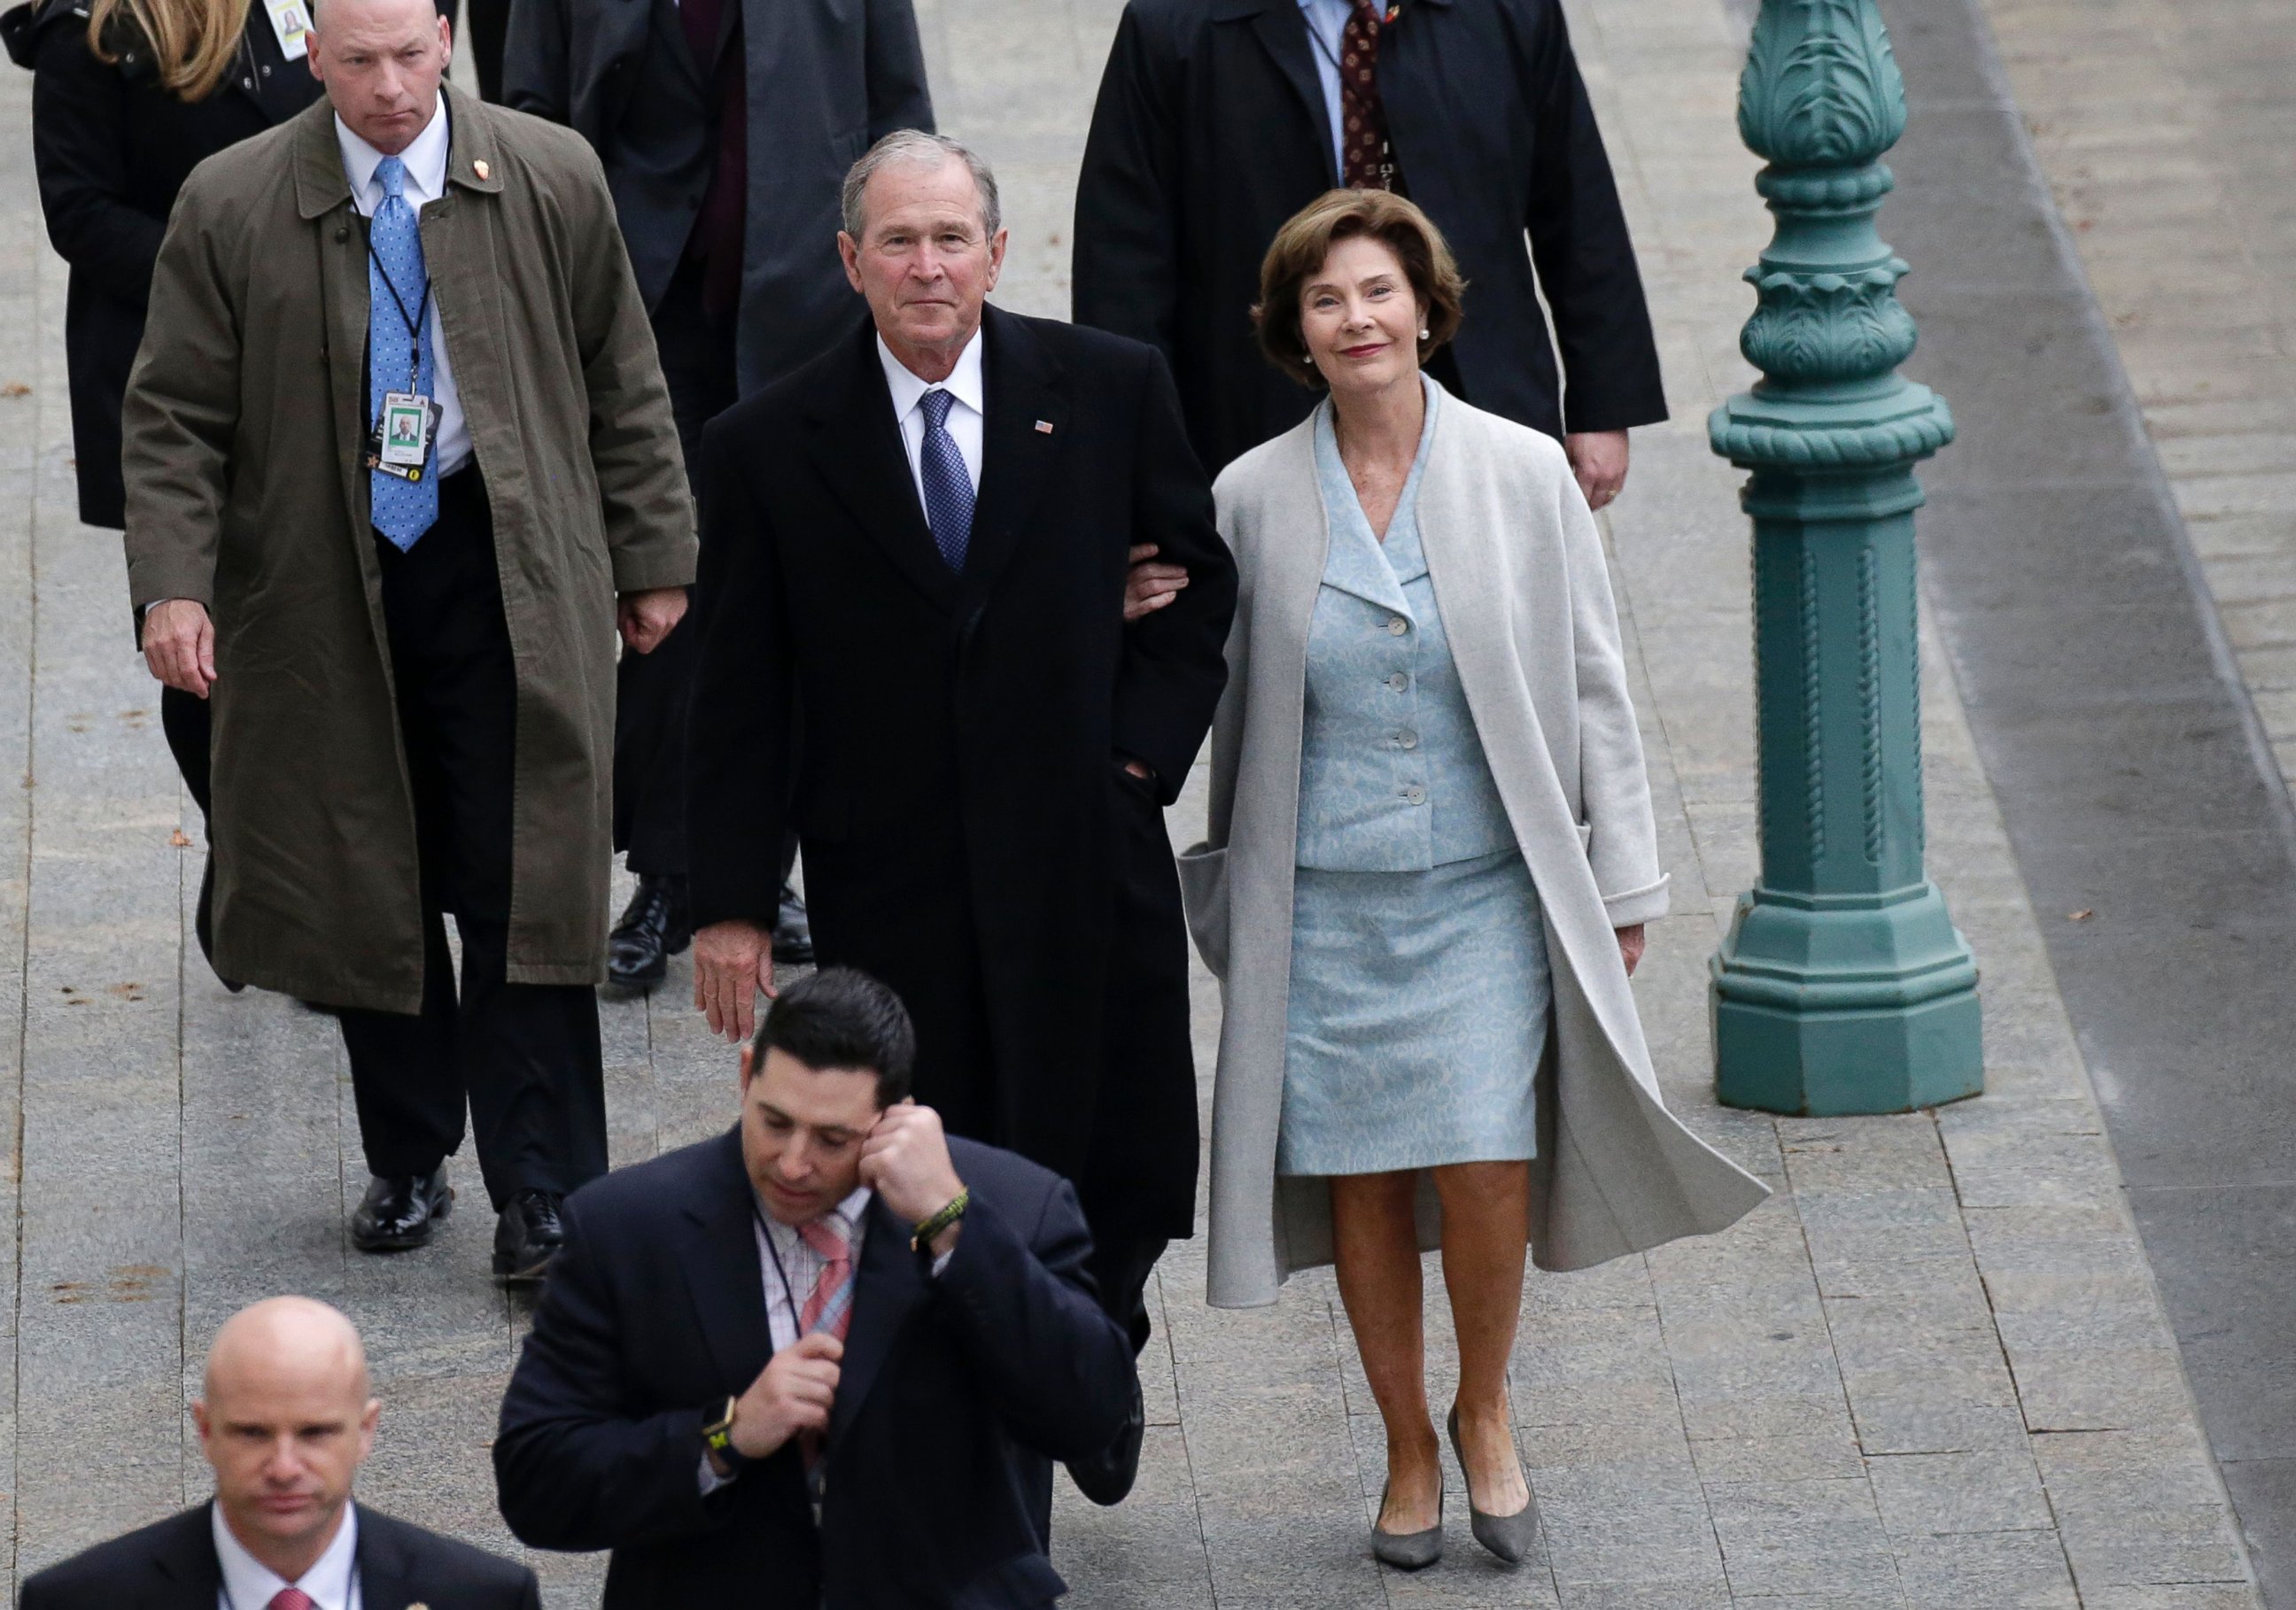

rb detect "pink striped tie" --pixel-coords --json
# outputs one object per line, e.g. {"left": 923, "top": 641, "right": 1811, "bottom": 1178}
{"left": 796, "top": 1215, "right": 854, "bottom": 1473}
{"left": 268, "top": 1591, "right": 315, "bottom": 1610}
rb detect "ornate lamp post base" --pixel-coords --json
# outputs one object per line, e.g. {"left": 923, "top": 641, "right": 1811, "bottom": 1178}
{"left": 1707, "top": 0, "right": 1982, "bottom": 1116}
{"left": 1714, "top": 883, "right": 1982, "bottom": 1114}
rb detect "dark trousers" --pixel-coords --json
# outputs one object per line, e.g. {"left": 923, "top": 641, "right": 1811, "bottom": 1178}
{"left": 337, "top": 468, "right": 609, "bottom": 1211}
{"left": 462, "top": 0, "right": 510, "bottom": 100}
{"left": 613, "top": 260, "right": 735, "bottom": 877}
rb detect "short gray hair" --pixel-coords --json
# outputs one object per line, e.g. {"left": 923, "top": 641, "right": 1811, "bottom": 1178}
{"left": 841, "top": 131, "right": 1002, "bottom": 242}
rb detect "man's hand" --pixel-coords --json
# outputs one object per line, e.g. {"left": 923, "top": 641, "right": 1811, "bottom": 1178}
{"left": 1122, "top": 542, "right": 1190, "bottom": 623}
{"left": 693, "top": 918, "right": 774, "bottom": 1041}
{"left": 859, "top": 1101, "right": 966, "bottom": 1251}
{"left": 617, "top": 586, "right": 688, "bottom": 654}
{"left": 1564, "top": 430, "right": 1630, "bottom": 512}
{"left": 726, "top": 1332, "right": 843, "bottom": 1461}
{"left": 142, "top": 600, "right": 216, "bottom": 697}
{"left": 1617, "top": 923, "right": 1647, "bottom": 978}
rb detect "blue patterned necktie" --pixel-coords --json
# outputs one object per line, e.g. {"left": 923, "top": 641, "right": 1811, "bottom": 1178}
{"left": 919, "top": 389, "right": 973, "bottom": 572}
{"left": 368, "top": 154, "right": 438, "bottom": 550}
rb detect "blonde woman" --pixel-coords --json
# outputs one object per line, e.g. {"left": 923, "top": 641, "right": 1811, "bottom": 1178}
{"left": 1183, "top": 190, "right": 1766, "bottom": 1570}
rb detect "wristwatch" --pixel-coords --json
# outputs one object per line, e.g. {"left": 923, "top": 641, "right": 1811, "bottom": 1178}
{"left": 702, "top": 1395, "right": 749, "bottom": 1477}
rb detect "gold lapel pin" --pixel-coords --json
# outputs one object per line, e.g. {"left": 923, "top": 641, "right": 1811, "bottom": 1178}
{"left": 472, "top": 159, "right": 490, "bottom": 181}
{"left": 1034, "top": 420, "right": 1054, "bottom": 434}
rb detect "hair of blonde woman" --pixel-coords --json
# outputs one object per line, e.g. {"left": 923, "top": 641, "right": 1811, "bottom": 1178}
{"left": 1252, "top": 188, "right": 1468, "bottom": 388}
{"left": 87, "top": 0, "right": 253, "bottom": 103}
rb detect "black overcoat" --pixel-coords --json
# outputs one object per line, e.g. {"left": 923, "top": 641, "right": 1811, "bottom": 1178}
{"left": 495, "top": 1128, "right": 1135, "bottom": 1606}
{"left": 686, "top": 308, "right": 1236, "bottom": 1239}
{"left": 1071, "top": 0, "right": 1667, "bottom": 475}
{"left": 6, "top": 0, "right": 316, "bottom": 528}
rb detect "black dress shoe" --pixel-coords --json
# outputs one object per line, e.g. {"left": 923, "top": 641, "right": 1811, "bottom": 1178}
{"left": 350, "top": 1168, "right": 453, "bottom": 1252}
{"left": 607, "top": 873, "right": 691, "bottom": 992}
{"left": 194, "top": 856, "right": 244, "bottom": 994}
{"left": 772, "top": 882, "right": 814, "bottom": 966}
{"left": 494, "top": 1189, "right": 566, "bottom": 1281}
{"left": 1065, "top": 1374, "right": 1146, "bottom": 1506}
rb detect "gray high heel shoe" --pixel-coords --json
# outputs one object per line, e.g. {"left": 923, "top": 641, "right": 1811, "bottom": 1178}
{"left": 1370, "top": 1479, "right": 1444, "bottom": 1570}
{"left": 1447, "top": 1405, "right": 1540, "bottom": 1565}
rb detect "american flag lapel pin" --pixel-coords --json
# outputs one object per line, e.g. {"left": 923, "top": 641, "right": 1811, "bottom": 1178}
{"left": 1035, "top": 419, "right": 1055, "bottom": 434}
{"left": 473, "top": 159, "right": 490, "bottom": 180}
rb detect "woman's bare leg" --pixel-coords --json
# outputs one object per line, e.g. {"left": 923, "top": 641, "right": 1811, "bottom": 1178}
{"left": 1432, "top": 1158, "right": 1532, "bottom": 1516}
{"left": 1331, "top": 1170, "right": 1442, "bottom": 1532}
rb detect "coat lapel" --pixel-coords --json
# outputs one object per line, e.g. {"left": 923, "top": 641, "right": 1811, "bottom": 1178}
{"left": 148, "top": 1504, "right": 223, "bottom": 1609}
{"left": 352, "top": 1505, "right": 415, "bottom": 1610}
{"left": 295, "top": 98, "right": 372, "bottom": 550}
{"left": 679, "top": 1128, "right": 776, "bottom": 1391}
{"left": 957, "top": 306, "right": 1066, "bottom": 602}
{"left": 1214, "top": 0, "right": 1336, "bottom": 185}
{"left": 805, "top": 327, "right": 959, "bottom": 610}
{"left": 825, "top": 1196, "right": 928, "bottom": 1453}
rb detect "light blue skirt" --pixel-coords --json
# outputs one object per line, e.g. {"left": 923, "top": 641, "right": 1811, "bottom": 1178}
{"left": 1276, "top": 847, "right": 1551, "bottom": 1177}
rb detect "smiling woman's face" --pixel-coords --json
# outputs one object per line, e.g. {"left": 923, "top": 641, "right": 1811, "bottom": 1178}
{"left": 1299, "top": 233, "right": 1425, "bottom": 398}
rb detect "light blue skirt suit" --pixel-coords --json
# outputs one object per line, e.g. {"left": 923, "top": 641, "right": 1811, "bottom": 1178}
{"left": 1278, "top": 381, "right": 1553, "bottom": 1177}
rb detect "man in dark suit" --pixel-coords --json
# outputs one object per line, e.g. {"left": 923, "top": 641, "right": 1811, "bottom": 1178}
{"left": 683, "top": 133, "right": 1235, "bottom": 1501}
{"left": 1072, "top": 0, "right": 1667, "bottom": 501}
{"left": 495, "top": 968, "right": 1136, "bottom": 1606}
{"left": 504, "top": 0, "right": 934, "bottom": 989}
{"left": 21, "top": 1296, "right": 539, "bottom": 1610}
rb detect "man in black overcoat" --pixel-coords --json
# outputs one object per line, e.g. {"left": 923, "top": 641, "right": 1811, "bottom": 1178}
{"left": 1072, "top": 0, "right": 1667, "bottom": 495}
{"left": 494, "top": 969, "right": 1136, "bottom": 1606}
{"left": 685, "top": 131, "right": 1234, "bottom": 1500}
{"left": 505, "top": 0, "right": 934, "bottom": 987}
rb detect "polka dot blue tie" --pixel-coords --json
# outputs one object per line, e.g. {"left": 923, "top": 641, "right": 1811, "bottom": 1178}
{"left": 919, "top": 389, "right": 973, "bottom": 572}
{"left": 368, "top": 154, "right": 438, "bottom": 550}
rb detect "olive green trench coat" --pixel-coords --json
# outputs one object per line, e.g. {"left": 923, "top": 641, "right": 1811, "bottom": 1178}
{"left": 121, "top": 88, "right": 695, "bottom": 1013}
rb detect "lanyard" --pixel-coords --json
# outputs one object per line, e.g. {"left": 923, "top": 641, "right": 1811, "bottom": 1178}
{"left": 366, "top": 231, "right": 431, "bottom": 395}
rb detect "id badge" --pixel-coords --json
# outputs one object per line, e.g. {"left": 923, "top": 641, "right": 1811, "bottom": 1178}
{"left": 378, "top": 392, "right": 433, "bottom": 473}
{"left": 265, "top": 0, "right": 311, "bottom": 60}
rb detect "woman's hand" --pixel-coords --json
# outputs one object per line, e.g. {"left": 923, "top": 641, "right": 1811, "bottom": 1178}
{"left": 1616, "top": 923, "right": 1646, "bottom": 977}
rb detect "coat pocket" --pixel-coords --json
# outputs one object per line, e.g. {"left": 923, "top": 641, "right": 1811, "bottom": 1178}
{"left": 1176, "top": 842, "right": 1231, "bottom": 979}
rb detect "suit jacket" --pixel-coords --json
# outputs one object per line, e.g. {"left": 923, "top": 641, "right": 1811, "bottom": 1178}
{"left": 17, "top": 1501, "right": 540, "bottom": 1610}
{"left": 1188, "top": 384, "right": 1769, "bottom": 1306}
{"left": 494, "top": 1129, "right": 1135, "bottom": 1608}
{"left": 683, "top": 309, "right": 1236, "bottom": 1238}
{"left": 5, "top": 0, "right": 318, "bottom": 527}
{"left": 1071, "top": 0, "right": 1667, "bottom": 475}
{"left": 502, "top": 0, "right": 933, "bottom": 391}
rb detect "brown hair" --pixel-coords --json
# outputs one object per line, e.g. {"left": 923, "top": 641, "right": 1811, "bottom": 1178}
{"left": 89, "top": 0, "right": 253, "bottom": 103}
{"left": 1252, "top": 189, "right": 1466, "bottom": 386}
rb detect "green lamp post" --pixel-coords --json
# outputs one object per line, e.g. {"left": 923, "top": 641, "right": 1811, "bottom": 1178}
{"left": 1707, "top": 0, "right": 1982, "bottom": 1114}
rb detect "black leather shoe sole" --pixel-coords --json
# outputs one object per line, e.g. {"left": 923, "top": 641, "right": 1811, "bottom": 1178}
{"left": 493, "top": 1239, "right": 561, "bottom": 1282}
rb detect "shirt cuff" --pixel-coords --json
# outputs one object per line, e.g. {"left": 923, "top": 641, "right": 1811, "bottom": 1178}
{"left": 698, "top": 1451, "right": 733, "bottom": 1496}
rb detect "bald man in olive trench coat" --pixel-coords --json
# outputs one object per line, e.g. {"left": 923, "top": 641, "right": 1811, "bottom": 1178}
{"left": 122, "top": 78, "right": 694, "bottom": 1272}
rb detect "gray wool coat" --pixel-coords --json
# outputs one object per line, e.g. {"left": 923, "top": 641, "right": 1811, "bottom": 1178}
{"left": 1183, "top": 383, "right": 1769, "bottom": 1309}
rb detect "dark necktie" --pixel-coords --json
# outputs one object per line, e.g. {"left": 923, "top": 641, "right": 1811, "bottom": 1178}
{"left": 1339, "top": 0, "right": 1393, "bottom": 190}
{"left": 919, "top": 390, "right": 973, "bottom": 572}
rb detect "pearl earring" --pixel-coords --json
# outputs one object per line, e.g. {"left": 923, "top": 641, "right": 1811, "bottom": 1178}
{"left": 1418, "top": 329, "right": 1430, "bottom": 340}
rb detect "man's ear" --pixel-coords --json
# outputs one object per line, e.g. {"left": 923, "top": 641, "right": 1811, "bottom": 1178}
{"left": 738, "top": 1041, "right": 757, "bottom": 1088}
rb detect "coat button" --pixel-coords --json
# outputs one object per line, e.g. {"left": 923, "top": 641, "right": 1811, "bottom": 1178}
{"left": 1396, "top": 731, "right": 1419, "bottom": 750}
{"left": 1387, "top": 615, "right": 1408, "bottom": 635}
{"left": 1401, "top": 785, "right": 1426, "bottom": 804}
{"left": 1385, "top": 673, "right": 1408, "bottom": 692}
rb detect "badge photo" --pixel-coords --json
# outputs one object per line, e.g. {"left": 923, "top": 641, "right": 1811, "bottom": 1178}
{"left": 378, "top": 392, "right": 433, "bottom": 471}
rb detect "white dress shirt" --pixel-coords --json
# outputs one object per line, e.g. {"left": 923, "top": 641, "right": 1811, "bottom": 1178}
{"left": 213, "top": 1502, "right": 361, "bottom": 1610}
{"left": 336, "top": 99, "right": 472, "bottom": 477}
{"left": 879, "top": 329, "right": 985, "bottom": 519}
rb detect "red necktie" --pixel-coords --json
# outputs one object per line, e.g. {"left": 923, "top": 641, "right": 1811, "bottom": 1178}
{"left": 1339, "top": 0, "right": 1394, "bottom": 190}
{"left": 268, "top": 1591, "right": 316, "bottom": 1610}
{"left": 795, "top": 1216, "right": 855, "bottom": 1472}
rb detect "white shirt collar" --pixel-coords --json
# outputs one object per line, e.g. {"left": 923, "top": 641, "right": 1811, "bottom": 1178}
{"left": 877, "top": 326, "right": 987, "bottom": 425}
{"left": 213, "top": 1500, "right": 359, "bottom": 1610}
{"left": 756, "top": 1183, "right": 873, "bottom": 1238}
{"left": 334, "top": 96, "right": 452, "bottom": 213}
